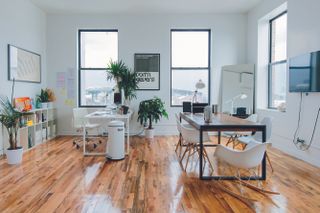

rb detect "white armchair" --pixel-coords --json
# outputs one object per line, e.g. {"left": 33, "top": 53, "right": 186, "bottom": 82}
{"left": 224, "top": 114, "right": 258, "bottom": 148}
{"left": 72, "top": 108, "right": 102, "bottom": 149}
{"left": 175, "top": 114, "right": 213, "bottom": 172}
{"left": 237, "top": 117, "right": 274, "bottom": 172}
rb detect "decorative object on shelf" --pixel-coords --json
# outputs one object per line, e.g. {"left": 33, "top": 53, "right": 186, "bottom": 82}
{"left": 137, "top": 97, "right": 168, "bottom": 139}
{"left": 106, "top": 60, "right": 138, "bottom": 106}
{"left": 36, "top": 88, "right": 55, "bottom": 108}
{"left": 134, "top": 53, "right": 160, "bottom": 90}
{"left": 8, "top": 44, "right": 41, "bottom": 83}
{"left": 14, "top": 97, "right": 32, "bottom": 112}
{"left": 192, "top": 79, "right": 206, "bottom": 103}
{"left": 0, "top": 96, "right": 23, "bottom": 164}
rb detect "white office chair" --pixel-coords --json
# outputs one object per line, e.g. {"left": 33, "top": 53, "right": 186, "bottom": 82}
{"left": 237, "top": 117, "right": 274, "bottom": 172}
{"left": 174, "top": 113, "right": 195, "bottom": 157}
{"left": 72, "top": 108, "right": 102, "bottom": 149}
{"left": 214, "top": 142, "right": 278, "bottom": 198}
{"left": 176, "top": 118, "right": 213, "bottom": 172}
{"left": 224, "top": 114, "right": 258, "bottom": 148}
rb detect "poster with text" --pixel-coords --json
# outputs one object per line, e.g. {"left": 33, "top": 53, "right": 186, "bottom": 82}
{"left": 134, "top": 53, "right": 160, "bottom": 90}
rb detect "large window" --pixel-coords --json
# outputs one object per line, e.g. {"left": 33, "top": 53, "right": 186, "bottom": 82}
{"left": 170, "top": 30, "right": 211, "bottom": 106}
{"left": 268, "top": 12, "right": 287, "bottom": 108}
{"left": 78, "top": 30, "right": 118, "bottom": 107}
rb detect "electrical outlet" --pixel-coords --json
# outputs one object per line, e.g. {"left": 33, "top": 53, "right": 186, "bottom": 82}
{"left": 297, "top": 137, "right": 305, "bottom": 144}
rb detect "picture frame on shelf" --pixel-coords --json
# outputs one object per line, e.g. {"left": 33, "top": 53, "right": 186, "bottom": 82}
{"left": 8, "top": 44, "right": 41, "bottom": 83}
{"left": 134, "top": 53, "right": 160, "bottom": 90}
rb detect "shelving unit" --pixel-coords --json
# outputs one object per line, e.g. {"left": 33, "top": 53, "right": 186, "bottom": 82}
{"left": 17, "top": 108, "right": 57, "bottom": 151}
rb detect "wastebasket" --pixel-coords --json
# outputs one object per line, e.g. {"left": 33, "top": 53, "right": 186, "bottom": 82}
{"left": 106, "top": 120, "right": 125, "bottom": 160}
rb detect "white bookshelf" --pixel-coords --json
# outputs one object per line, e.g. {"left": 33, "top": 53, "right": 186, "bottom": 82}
{"left": 16, "top": 108, "right": 57, "bottom": 152}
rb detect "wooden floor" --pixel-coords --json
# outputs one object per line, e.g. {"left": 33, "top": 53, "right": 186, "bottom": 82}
{"left": 0, "top": 136, "right": 320, "bottom": 213}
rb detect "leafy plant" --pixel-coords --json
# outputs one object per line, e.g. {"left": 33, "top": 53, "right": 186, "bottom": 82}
{"left": 106, "top": 60, "right": 138, "bottom": 102}
{"left": 137, "top": 97, "right": 168, "bottom": 129}
{"left": 47, "top": 89, "right": 56, "bottom": 102}
{"left": 0, "top": 96, "right": 22, "bottom": 150}
{"left": 37, "top": 89, "right": 49, "bottom": 103}
{"left": 119, "top": 68, "right": 139, "bottom": 101}
{"left": 106, "top": 60, "right": 127, "bottom": 83}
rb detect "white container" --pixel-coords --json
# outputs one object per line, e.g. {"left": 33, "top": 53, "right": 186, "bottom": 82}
{"left": 107, "top": 120, "right": 125, "bottom": 160}
{"left": 144, "top": 128, "right": 154, "bottom": 139}
{"left": 6, "top": 148, "right": 23, "bottom": 165}
{"left": 41, "top": 102, "right": 48, "bottom": 108}
{"left": 204, "top": 105, "right": 213, "bottom": 123}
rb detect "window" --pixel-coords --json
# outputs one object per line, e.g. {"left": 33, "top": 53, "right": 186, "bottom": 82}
{"left": 78, "top": 30, "right": 118, "bottom": 107}
{"left": 170, "top": 30, "right": 211, "bottom": 106}
{"left": 268, "top": 12, "right": 287, "bottom": 108}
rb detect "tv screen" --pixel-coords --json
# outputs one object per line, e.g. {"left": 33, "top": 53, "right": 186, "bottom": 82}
{"left": 289, "top": 50, "right": 320, "bottom": 92}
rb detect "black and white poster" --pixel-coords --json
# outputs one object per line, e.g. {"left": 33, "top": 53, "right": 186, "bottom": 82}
{"left": 134, "top": 53, "right": 160, "bottom": 90}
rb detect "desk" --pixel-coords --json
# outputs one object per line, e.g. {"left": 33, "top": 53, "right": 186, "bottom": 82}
{"left": 180, "top": 112, "right": 267, "bottom": 180}
{"left": 83, "top": 111, "right": 132, "bottom": 156}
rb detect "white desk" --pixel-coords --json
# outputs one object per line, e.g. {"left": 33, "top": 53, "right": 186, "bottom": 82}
{"left": 83, "top": 110, "right": 133, "bottom": 156}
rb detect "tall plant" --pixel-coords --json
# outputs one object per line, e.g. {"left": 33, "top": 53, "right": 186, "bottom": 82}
{"left": 106, "top": 60, "right": 138, "bottom": 102}
{"left": 137, "top": 97, "right": 168, "bottom": 129}
{"left": 0, "top": 96, "right": 22, "bottom": 150}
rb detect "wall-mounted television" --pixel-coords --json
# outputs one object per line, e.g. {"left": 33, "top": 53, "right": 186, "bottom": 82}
{"left": 289, "top": 50, "right": 320, "bottom": 92}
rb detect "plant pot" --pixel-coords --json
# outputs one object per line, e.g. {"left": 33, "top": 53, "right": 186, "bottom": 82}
{"left": 6, "top": 147, "right": 23, "bottom": 165}
{"left": 47, "top": 102, "right": 54, "bottom": 108}
{"left": 145, "top": 128, "right": 154, "bottom": 139}
{"left": 41, "top": 102, "right": 48, "bottom": 108}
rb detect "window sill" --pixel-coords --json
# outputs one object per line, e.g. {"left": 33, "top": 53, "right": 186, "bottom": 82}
{"left": 257, "top": 108, "right": 286, "bottom": 113}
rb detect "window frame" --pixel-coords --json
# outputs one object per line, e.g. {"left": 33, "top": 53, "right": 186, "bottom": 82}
{"left": 268, "top": 11, "right": 287, "bottom": 109}
{"left": 78, "top": 29, "right": 118, "bottom": 108}
{"left": 170, "top": 29, "right": 211, "bottom": 107}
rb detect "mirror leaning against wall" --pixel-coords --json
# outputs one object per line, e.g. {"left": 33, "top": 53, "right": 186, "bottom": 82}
{"left": 220, "top": 64, "right": 255, "bottom": 118}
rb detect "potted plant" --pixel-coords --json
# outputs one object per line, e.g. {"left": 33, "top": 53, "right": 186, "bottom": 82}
{"left": 47, "top": 89, "right": 56, "bottom": 108}
{"left": 36, "top": 89, "right": 49, "bottom": 108}
{"left": 106, "top": 60, "right": 138, "bottom": 106}
{"left": 0, "top": 96, "right": 23, "bottom": 164}
{"left": 137, "top": 97, "right": 168, "bottom": 139}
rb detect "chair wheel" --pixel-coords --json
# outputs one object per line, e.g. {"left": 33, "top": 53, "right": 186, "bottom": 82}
{"left": 93, "top": 144, "right": 97, "bottom": 149}
{"left": 76, "top": 145, "right": 80, "bottom": 149}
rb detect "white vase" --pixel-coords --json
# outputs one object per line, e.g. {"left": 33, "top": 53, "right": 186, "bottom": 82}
{"left": 47, "top": 102, "right": 54, "bottom": 108}
{"left": 41, "top": 102, "right": 48, "bottom": 108}
{"left": 6, "top": 148, "right": 23, "bottom": 165}
{"left": 145, "top": 128, "right": 154, "bottom": 139}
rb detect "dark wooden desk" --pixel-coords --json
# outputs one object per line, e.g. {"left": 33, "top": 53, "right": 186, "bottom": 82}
{"left": 180, "top": 112, "right": 267, "bottom": 180}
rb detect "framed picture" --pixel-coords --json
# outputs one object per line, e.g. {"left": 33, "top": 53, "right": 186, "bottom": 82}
{"left": 134, "top": 53, "right": 160, "bottom": 90}
{"left": 8, "top": 44, "right": 41, "bottom": 83}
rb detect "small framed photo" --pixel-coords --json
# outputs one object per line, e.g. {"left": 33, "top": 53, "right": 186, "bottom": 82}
{"left": 134, "top": 53, "right": 160, "bottom": 90}
{"left": 8, "top": 44, "right": 41, "bottom": 83}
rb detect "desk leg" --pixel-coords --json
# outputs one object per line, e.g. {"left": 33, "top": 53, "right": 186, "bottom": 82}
{"left": 83, "top": 125, "right": 86, "bottom": 156}
{"left": 126, "top": 118, "right": 130, "bottom": 155}
{"left": 218, "top": 131, "right": 221, "bottom": 144}
{"left": 199, "top": 129, "right": 203, "bottom": 179}
{"left": 262, "top": 126, "right": 267, "bottom": 180}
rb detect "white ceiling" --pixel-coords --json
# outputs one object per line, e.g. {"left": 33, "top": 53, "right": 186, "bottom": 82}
{"left": 30, "top": 0, "right": 262, "bottom": 14}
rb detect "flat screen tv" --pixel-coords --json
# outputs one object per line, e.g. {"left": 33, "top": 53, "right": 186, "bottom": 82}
{"left": 289, "top": 50, "right": 320, "bottom": 92}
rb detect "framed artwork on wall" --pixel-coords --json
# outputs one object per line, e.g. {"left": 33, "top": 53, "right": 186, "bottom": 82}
{"left": 8, "top": 44, "right": 41, "bottom": 83}
{"left": 134, "top": 53, "right": 160, "bottom": 90}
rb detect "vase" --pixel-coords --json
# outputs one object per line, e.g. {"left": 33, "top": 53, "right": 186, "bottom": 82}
{"left": 41, "top": 102, "right": 48, "bottom": 108}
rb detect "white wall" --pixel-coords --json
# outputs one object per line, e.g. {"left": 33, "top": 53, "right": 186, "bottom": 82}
{"left": 46, "top": 13, "right": 247, "bottom": 135}
{"left": 0, "top": 0, "right": 47, "bottom": 153}
{"left": 247, "top": 0, "right": 320, "bottom": 167}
